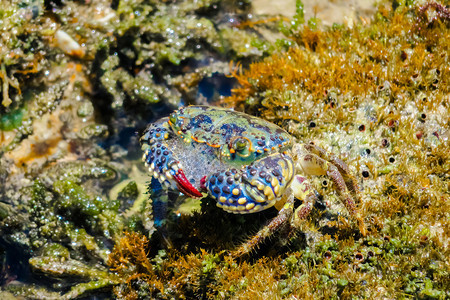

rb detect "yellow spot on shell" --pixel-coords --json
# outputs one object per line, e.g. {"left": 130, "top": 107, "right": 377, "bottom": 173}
{"left": 219, "top": 197, "right": 227, "bottom": 203}
{"left": 271, "top": 177, "right": 279, "bottom": 188}
{"left": 274, "top": 185, "right": 280, "bottom": 195}
{"left": 238, "top": 198, "right": 247, "bottom": 205}
{"left": 264, "top": 186, "right": 275, "bottom": 201}
{"left": 251, "top": 204, "right": 261, "bottom": 212}
{"left": 246, "top": 203, "right": 255, "bottom": 210}
{"left": 232, "top": 188, "right": 240, "bottom": 196}
{"left": 257, "top": 183, "right": 265, "bottom": 191}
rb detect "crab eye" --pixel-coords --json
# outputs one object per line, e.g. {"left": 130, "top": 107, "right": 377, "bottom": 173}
{"left": 169, "top": 113, "right": 177, "bottom": 125}
{"left": 235, "top": 138, "right": 248, "bottom": 151}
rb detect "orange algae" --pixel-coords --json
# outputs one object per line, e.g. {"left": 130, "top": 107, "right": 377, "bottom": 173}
{"left": 225, "top": 2, "right": 449, "bottom": 123}
{"left": 108, "top": 232, "right": 163, "bottom": 299}
{"left": 108, "top": 232, "right": 319, "bottom": 299}
{"left": 108, "top": 231, "right": 219, "bottom": 299}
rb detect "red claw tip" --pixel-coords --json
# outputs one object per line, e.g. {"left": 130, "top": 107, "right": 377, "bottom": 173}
{"left": 200, "top": 176, "right": 207, "bottom": 191}
{"left": 173, "top": 169, "right": 203, "bottom": 198}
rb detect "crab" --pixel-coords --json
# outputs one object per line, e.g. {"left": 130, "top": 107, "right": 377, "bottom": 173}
{"left": 140, "top": 105, "right": 366, "bottom": 256}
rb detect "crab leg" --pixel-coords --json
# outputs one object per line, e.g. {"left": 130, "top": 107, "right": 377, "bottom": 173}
{"left": 231, "top": 189, "right": 296, "bottom": 257}
{"left": 293, "top": 143, "right": 367, "bottom": 236}
{"left": 231, "top": 175, "right": 319, "bottom": 257}
{"left": 303, "top": 143, "right": 360, "bottom": 200}
{"left": 232, "top": 175, "right": 317, "bottom": 257}
{"left": 290, "top": 175, "right": 318, "bottom": 222}
{"left": 149, "top": 177, "right": 169, "bottom": 227}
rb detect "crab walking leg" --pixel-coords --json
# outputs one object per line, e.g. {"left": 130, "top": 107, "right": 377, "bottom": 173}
{"left": 327, "top": 166, "right": 367, "bottom": 236}
{"left": 289, "top": 175, "right": 318, "bottom": 224}
{"left": 302, "top": 143, "right": 360, "bottom": 199}
{"left": 149, "top": 177, "right": 169, "bottom": 228}
{"left": 293, "top": 144, "right": 367, "bottom": 236}
{"left": 231, "top": 190, "right": 295, "bottom": 257}
{"left": 148, "top": 177, "right": 176, "bottom": 249}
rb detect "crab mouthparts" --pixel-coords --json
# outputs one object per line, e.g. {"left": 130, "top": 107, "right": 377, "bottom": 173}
{"left": 173, "top": 169, "right": 203, "bottom": 198}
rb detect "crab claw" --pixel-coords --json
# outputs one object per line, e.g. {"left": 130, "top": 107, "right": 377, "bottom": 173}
{"left": 206, "top": 153, "right": 295, "bottom": 214}
{"left": 141, "top": 120, "right": 203, "bottom": 198}
{"left": 173, "top": 169, "right": 203, "bottom": 198}
{"left": 142, "top": 143, "right": 203, "bottom": 198}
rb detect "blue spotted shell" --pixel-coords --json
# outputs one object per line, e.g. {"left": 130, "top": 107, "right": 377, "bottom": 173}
{"left": 168, "top": 106, "right": 293, "bottom": 166}
{"left": 142, "top": 105, "right": 295, "bottom": 216}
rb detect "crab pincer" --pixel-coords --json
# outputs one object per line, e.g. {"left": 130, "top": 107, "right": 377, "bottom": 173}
{"left": 141, "top": 120, "right": 203, "bottom": 199}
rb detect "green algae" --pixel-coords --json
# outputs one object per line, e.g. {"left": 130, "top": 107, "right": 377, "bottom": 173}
{"left": 1, "top": 159, "right": 139, "bottom": 296}
{"left": 95, "top": 0, "right": 269, "bottom": 110}
{"left": 100, "top": 55, "right": 168, "bottom": 107}
{"left": 54, "top": 180, "right": 117, "bottom": 216}
{"left": 0, "top": 0, "right": 45, "bottom": 108}
{"left": 25, "top": 243, "right": 120, "bottom": 299}
{"left": 0, "top": 107, "right": 24, "bottom": 131}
